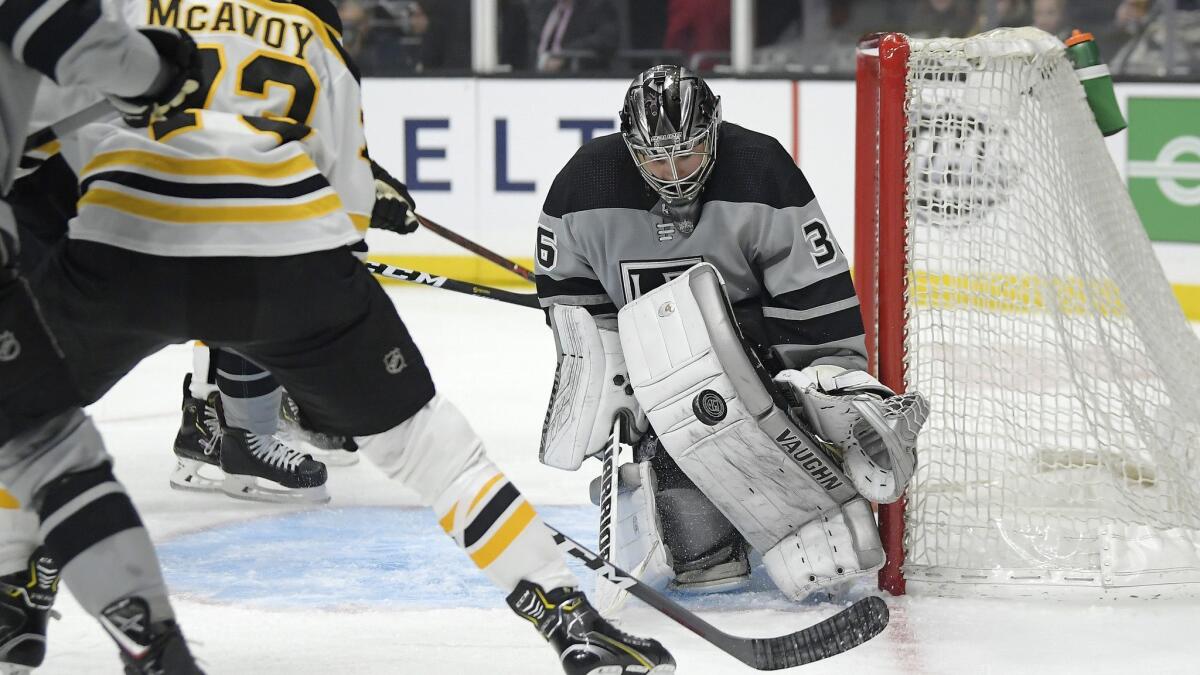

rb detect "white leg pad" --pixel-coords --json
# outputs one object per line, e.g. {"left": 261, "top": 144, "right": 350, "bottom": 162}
{"left": 618, "top": 264, "right": 859, "bottom": 552}
{"left": 762, "top": 498, "right": 885, "bottom": 600}
{"left": 609, "top": 462, "right": 673, "bottom": 588}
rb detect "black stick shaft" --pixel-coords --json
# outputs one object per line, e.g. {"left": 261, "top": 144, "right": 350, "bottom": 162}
{"left": 415, "top": 213, "right": 536, "bottom": 283}
{"left": 365, "top": 261, "right": 541, "bottom": 309}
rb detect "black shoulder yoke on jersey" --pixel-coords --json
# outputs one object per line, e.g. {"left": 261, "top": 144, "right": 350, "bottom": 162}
{"left": 542, "top": 123, "right": 816, "bottom": 219}
{"left": 701, "top": 123, "right": 816, "bottom": 209}
{"left": 542, "top": 132, "right": 658, "bottom": 218}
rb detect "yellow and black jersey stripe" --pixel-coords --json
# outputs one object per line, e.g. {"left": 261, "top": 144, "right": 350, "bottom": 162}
{"left": 440, "top": 474, "right": 537, "bottom": 570}
{"left": 67, "top": 117, "right": 362, "bottom": 255}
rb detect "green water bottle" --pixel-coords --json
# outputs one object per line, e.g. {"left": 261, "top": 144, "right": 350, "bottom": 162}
{"left": 1065, "top": 29, "right": 1127, "bottom": 136}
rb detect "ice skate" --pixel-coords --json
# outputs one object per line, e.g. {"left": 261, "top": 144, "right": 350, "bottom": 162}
{"left": 219, "top": 419, "right": 330, "bottom": 504}
{"left": 170, "top": 374, "right": 225, "bottom": 492}
{"left": 508, "top": 581, "right": 675, "bottom": 675}
{"left": 99, "top": 597, "right": 203, "bottom": 675}
{"left": 0, "top": 548, "right": 59, "bottom": 674}
{"left": 278, "top": 391, "right": 359, "bottom": 467}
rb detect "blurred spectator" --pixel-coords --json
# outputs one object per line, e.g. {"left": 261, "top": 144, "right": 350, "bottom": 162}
{"left": 756, "top": 1, "right": 802, "bottom": 48}
{"left": 420, "top": 0, "right": 470, "bottom": 69}
{"left": 529, "top": 0, "right": 620, "bottom": 72}
{"left": 348, "top": 0, "right": 425, "bottom": 75}
{"left": 1032, "top": 0, "right": 1070, "bottom": 39}
{"left": 664, "top": 0, "right": 731, "bottom": 70}
{"left": 338, "top": 0, "right": 371, "bottom": 59}
{"left": 334, "top": 0, "right": 1196, "bottom": 78}
{"left": 1111, "top": 0, "right": 1200, "bottom": 75}
{"left": 500, "top": 0, "right": 531, "bottom": 70}
{"left": 629, "top": 2, "right": 668, "bottom": 51}
{"left": 418, "top": 0, "right": 531, "bottom": 70}
{"left": 907, "top": 0, "right": 977, "bottom": 39}
{"left": 973, "top": 0, "right": 1032, "bottom": 32}
{"left": 756, "top": 0, "right": 866, "bottom": 73}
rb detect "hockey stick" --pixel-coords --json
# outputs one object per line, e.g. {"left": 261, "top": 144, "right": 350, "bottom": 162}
{"left": 414, "top": 213, "right": 536, "bottom": 283}
{"left": 364, "top": 260, "right": 541, "bottom": 309}
{"left": 593, "top": 417, "right": 628, "bottom": 613}
{"left": 23, "top": 99, "right": 116, "bottom": 154}
{"left": 550, "top": 529, "right": 889, "bottom": 671}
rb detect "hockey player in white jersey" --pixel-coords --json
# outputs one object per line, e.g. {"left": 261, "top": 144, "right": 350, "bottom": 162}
{"left": 0, "top": 2, "right": 206, "bottom": 672}
{"left": 536, "top": 65, "right": 929, "bottom": 604}
{"left": 171, "top": 159, "right": 418, "bottom": 501}
{"left": 12, "top": 0, "right": 675, "bottom": 672}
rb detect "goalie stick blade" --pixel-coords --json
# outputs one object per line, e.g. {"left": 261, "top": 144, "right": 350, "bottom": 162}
{"left": 548, "top": 528, "right": 890, "bottom": 671}
{"left": 742, "top": 595, "right": 889, "bottom": 670}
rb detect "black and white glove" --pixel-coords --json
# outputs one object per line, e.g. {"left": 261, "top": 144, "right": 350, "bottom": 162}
{"left": 109, "top": 27, "right": 202, "bottom": 128}
{"left": 370, "top": 160, "right": 418, "bottom": 234}
{"left": 774, "top": 365, "right": 927, "bottom": 504}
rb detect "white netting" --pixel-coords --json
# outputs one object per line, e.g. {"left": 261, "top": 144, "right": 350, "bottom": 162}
{"left": 900, "top": 28, "right": 1200, "bottom": 595}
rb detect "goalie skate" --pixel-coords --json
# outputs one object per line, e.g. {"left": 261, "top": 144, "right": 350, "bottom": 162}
{"left": 170, "top": 375, "right": 224, "bottom": 493}
{"left": 278, "top": 392, "right": 359, "bottom": 467}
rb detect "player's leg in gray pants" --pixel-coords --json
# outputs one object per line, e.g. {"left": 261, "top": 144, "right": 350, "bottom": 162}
{"left": 0, "top": 411, "right": 175, "bottom": 623}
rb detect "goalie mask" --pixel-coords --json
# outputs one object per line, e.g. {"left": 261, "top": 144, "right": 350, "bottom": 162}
{"left": 620, "top": 65, "right": 721, "bottom": 207}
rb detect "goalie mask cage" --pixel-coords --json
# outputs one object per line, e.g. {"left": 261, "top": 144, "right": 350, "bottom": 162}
{"left": 855, "top": 28, "right": 1200, "bottom": 598}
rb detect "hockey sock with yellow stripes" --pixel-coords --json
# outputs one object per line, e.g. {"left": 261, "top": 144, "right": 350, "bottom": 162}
{"left": 434, "top": 459, "right": 578, "bottom": 593}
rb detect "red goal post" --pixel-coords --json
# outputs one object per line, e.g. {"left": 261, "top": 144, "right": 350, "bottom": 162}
{"left": 854, "top": 32, "right": 910, "bottom": 596}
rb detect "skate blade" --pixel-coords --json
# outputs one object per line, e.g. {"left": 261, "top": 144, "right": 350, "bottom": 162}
{"left": 220, "top": 474, "right": 331, "bottom": 504}
{"left": 0, "top": 664, "right": 34, "bottom": 675}
{"left": 170, "top": 458, "right": 224, "bottom": 492}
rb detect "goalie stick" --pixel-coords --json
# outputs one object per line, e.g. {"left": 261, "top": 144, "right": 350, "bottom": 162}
{"left": 364, "top": 260, "right": 540, "bottom": 308}
{"left": 593, "top": 416, "right": 629, "bottom": 613}
{"left": 548, "top": 527, "right": 889, "bottom": 671}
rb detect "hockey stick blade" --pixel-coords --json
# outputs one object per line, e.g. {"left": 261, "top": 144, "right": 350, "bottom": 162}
{"left": 548, "top": 528, "right": 889, "bottom": 670}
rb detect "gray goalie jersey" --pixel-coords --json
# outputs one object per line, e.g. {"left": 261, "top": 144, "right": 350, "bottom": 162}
{"left": 534, "top": 123, "right": 866, "bottom": 373}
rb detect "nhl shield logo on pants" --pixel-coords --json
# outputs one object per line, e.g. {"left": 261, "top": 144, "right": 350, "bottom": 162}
{"left": 0, "top": 331, "right": 20, "bottom": 362}
{"left": 383, "top": 347, "right": 407, "bottom": 374}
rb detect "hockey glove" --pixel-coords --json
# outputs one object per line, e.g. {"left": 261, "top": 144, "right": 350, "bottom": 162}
{"left": 370, "top": 160, "right": 418, "bottom": 234}
{"left": 108, "top": 28, "right": 202, "bottom": 128}
{"left": 774, "top": 365, "right": 928, "bottom": 504}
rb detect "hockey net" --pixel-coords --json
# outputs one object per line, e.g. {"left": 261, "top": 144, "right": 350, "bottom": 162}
{"left": 855, "top": 28, "right": 1200, "bottom": 597}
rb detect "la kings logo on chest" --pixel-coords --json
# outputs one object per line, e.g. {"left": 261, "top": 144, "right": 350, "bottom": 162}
{"left": 620, "top": 257, "right": 704, "bottom": 303}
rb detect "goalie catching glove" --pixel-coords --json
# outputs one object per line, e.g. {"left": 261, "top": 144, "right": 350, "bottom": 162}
{"left": 773, "top": 365, "right": 928, "bottom": 504}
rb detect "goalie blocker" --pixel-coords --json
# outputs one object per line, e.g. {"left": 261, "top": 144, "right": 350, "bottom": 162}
{"left": 618, "top": 264, "right": 888, "bottom": 600}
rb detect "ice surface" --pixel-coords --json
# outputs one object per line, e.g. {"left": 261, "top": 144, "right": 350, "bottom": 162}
{"left": 36, "top": 286, "right": 1200, "bottom": 673}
